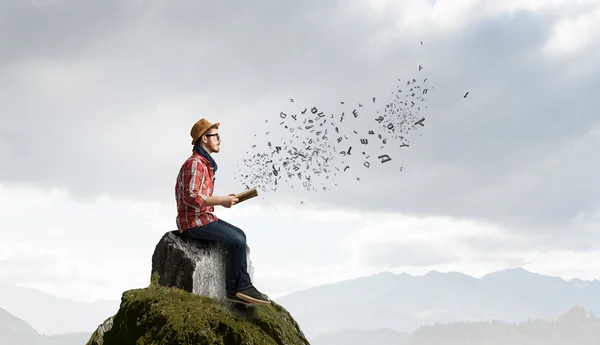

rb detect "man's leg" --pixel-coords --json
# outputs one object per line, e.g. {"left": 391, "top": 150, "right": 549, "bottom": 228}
{"left": 182, "top": 221, "right": 247, "bottom": 296}
{"left": 212, "top": 219, "right": 269, "bottom": 304}
{"left": 214, "top": 219, "right": 252, "bottom": 292}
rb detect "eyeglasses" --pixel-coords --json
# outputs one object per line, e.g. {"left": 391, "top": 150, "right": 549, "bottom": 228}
{"left": 204, "top": 133, "right": 220, "bottom": 140}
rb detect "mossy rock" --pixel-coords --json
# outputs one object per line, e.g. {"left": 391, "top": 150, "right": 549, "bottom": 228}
{"left": 86, "top": 283, "right": 310, "bottom": 345}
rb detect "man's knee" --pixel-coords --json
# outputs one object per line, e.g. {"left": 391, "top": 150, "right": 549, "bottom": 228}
{"left": 234, "top": 226, "right": 247, "bottom": 241}
{"left": 229, "top": 232, "right": 246, "bottom": 249}
{"left": 237, "top": 234, "right": 247, "bottom": 247}
{"left": 219, "top": 219, "right": 247, "bottom": 240}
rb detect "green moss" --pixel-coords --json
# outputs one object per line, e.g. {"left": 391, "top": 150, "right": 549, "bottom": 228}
{"left": 149, "top": 272, "right": 160, "bottom": 287}
{"left": 86, "top": 284, "right": 309, "bottom": 345}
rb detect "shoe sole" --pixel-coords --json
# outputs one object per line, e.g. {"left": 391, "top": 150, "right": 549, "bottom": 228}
{"left": 236, "top": 292, "right": 271, "bottom": 305}
{"left": 226, "top": 296, "right": 253, "bottom": 305}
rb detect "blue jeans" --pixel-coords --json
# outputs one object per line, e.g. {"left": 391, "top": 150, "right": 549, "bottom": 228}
{"left": 182, "top": 219, "right": 252, "bottom": 295}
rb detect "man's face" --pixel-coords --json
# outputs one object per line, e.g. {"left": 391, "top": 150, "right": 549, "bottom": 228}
{"left": 203, "top": 128, "right": 221, "bottom": 153}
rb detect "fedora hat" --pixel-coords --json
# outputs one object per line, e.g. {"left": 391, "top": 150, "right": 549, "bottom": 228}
{"left": 190, "top": 118, "right": 220, "bottom": 145}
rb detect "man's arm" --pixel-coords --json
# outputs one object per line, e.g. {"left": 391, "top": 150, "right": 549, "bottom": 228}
{"left": 205, "top": 196, "right": 224, "bottom": 206}
{"left": 182, "top": 160, "right": 224, "bottom": 208}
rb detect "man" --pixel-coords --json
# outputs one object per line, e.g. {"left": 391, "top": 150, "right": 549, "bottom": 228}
{"left": 175, "top": 118, "right": 270, "bottom": 305}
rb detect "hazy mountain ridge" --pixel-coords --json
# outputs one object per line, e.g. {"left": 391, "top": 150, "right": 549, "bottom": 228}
{"left": 407, "top": 305, "right": 599, "bottom": 345}
{"left": 1, "top": 267, "right": 599, "bottom": 341}
{"left": 311, "top": 328, "right": 410, "bottom": 345}
{"left": 275, "top": 268, "right": 600, "bottom": 338}
{"left": 0, "top": 306, "right": 38, "bottom": 335}
{"left": 0, "top": 307, "right": 91, "bottom": 345}
{"left": 284, "top": 306, "right": 600, "bottom": 345}
{"left": 0, "top": 279, "right": 119, "bottom": 335}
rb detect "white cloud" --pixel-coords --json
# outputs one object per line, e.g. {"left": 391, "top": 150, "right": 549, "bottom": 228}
{"left": 0, "top": 184, "right": 172, "bottom": 302}
{"left": 341, "top": 214, "right": 507, "bottom": 249}
{"left": 494, "top": 0, "right": 597, "bottom": 13}
{"left": 0, "top": 241, "right": 63, "bottom": 262}
{"left": 333, "top": 212, "right": 600, "bottom": 280}
{"left": 2, "top": 0, "right": 600, "bottom": 306}
{"left": 0, "top": 183, "right": 372, "bottom": 302}
{"left": 2, "top": 182, "right": 600, "bottom": 303}
{"left": 356, "top": 0, "right": 594, "bottom": 34}
{"left": 0, "top": 239, "right": 149, "bottom": 302}
{"left": 543, "top": 5, "right": 600, "bottom": 59}
{"left": 524, "top": 250, "right": 600, "bottom": 280}
{"left": 256, "top": 262, "right": 371, "bottom": 292}
{"left": 340, "top": 214, "right": 509, "bottom": 270}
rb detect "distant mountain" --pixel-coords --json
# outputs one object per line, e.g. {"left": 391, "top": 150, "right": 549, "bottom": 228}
{"left": 311, "top": 328, "right": 410, "bottom": 345}
{"left": 408, "top": 305, "right": 600, "bottom": 345}
{"left": 0, "top": 279, "right": 119, "bottom": 335}
{"left": 275, "top": 268, "right": 600, "bottom": 338}
{"left": 0, "top": 307, "right": 91, "bottom": 345}
{"left": 0, "top": 307, "right": 38, "bottom": 335}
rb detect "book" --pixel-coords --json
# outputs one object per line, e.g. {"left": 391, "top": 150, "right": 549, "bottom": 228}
{"left": 235, "top": 188, "right": 258, "bottom": 203}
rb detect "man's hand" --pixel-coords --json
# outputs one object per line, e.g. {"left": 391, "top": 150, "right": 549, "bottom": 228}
{"left": 221, "top": 195, "right": 239, "bottom": 208}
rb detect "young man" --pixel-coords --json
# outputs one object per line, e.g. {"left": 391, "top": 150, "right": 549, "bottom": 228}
{"left": 175, "top": 118, "right": 270, "bottom": 305}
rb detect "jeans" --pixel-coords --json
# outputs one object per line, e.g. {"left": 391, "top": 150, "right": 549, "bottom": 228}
{"left": 182, "top": 219, "right": 252, "bottom": 295}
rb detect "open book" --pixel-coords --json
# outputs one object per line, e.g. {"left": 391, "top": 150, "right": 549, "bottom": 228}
{"left": 235, "top": 188, "right": 258, "bottom": 204}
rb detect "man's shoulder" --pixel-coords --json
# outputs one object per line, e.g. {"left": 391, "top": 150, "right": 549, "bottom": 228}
{"left": 181, "top": 153, "right": 208, "bottom": 169}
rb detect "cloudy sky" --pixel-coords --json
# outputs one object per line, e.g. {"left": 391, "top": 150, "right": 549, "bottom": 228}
{"left": 1, "top": 0, "right": 600, "bottom": 303}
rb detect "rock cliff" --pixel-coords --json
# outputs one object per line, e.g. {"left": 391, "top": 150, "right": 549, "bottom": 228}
{"left": 150, "top": 230, "right": 254, "bottom": 300}
{"left": 86, "top": 230, "right": 309, "bottom": 345}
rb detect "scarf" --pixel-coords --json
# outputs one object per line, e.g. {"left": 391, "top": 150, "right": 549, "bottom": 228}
{"left": 193, "top": 143, "right": 218, "bottom": 174}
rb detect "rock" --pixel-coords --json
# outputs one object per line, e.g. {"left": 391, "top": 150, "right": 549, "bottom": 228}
{"left": 86, "top": 280, "right": 310, "bottom": 345}
{"left": 85, "top": 230, "right": 310, "bottom": 344}
{"left": 86, "top": 316, "right": 113, "bottom": 345}
{"left": 150, "top": 230, "right": 254, "bottom": 301}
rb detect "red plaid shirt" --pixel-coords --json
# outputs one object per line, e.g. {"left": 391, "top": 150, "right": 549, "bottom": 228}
{"left": 175, "top": 152, "right": 218, "bottom": 232}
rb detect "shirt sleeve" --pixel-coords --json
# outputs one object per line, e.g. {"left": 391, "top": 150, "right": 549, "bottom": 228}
{"left": 182, "top": 159, "right": 209, "bottom": 208}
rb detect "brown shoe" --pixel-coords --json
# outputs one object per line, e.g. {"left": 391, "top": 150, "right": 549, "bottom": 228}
{"left": 236, "top": 286, "right": 271, "bottom": 305}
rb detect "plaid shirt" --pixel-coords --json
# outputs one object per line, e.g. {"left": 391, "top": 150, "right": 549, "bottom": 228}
{"left": 175, "top": 152, "right": 218, "bottom": 232}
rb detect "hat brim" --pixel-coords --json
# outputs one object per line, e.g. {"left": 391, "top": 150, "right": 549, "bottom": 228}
{"left": 191, "top": 122, "right": 220, "bottom": 144}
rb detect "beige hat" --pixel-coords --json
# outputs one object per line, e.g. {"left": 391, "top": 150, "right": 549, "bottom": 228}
{"left": 190, "top": 118, "right": 220, "bottom": 145}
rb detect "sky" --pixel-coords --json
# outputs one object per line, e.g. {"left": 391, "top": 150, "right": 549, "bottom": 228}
{"left": 1, "top": 0, "right": 600, "bottom": 303}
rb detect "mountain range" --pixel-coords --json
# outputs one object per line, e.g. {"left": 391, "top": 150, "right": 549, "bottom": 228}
{"left": 310, "top": 328, "right": 411, "bottom": 345}
{"left": 1, "top": 267, "right": 599, "bottom": 343}
{"left": 0, "top": 307, "right": 91, "bottom": 345}
{"left": 0, "top": 279, "right": 119, "bottom": 335}
{"left": 274, "top": 267, "right": 600, "bottom": 339}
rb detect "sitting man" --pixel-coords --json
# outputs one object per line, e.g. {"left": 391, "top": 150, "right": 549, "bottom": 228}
{"left": 174, "top": 118, "right": 270, "bottom": 305}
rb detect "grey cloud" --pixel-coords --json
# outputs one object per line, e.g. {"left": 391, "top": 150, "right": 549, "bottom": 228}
{"left": 1, "top": 1, "right": 599, "bottom": 246}
{"left": 356, "top": 220, "right": 600, "bottom": 269}
{"left": 0, "top": 0, "right": 384, "bottom": 201}
{"left": 301, "top": 12, "right": 600, "bottom": 229}
{"left": 462, "top": 228, "right": 600, "bottom": 254}
{"left": 0, "top": 1, "right": 130, "bottom": 62}
{"left": 359, "top": 241, "right": 460, "bottom": 268}
{"left": 356, "top": 232, "right": 573, "bottom": 270}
